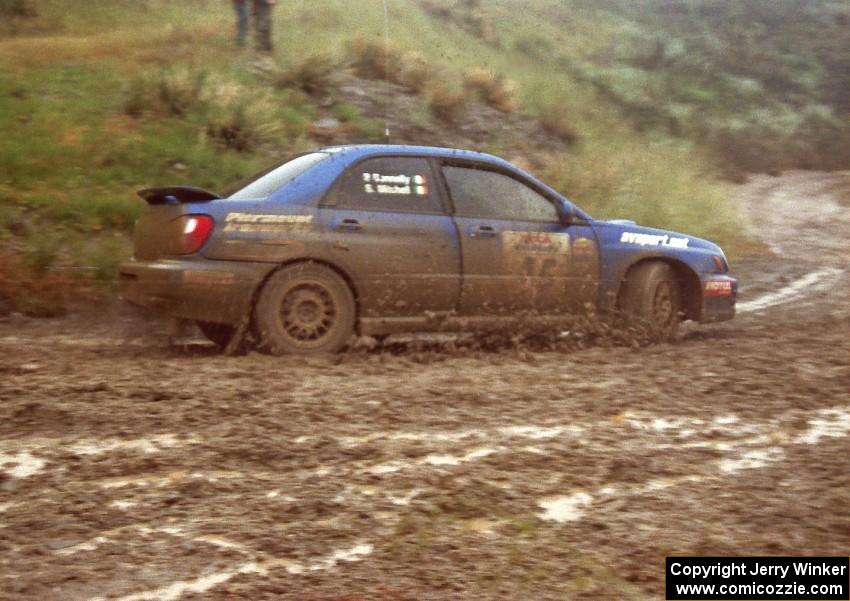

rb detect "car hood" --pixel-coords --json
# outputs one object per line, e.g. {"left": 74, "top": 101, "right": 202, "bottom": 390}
{"left": 593, "top": 219, "right": 723, "bottom": 254}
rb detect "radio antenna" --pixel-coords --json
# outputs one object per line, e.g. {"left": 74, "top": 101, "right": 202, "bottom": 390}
{"left": 382, "top": 0, "right": 391, "bottom": 143}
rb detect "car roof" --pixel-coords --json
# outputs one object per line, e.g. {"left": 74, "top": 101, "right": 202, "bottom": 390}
{"left": 315, "top": 144, "right": 515, "bottom": 169}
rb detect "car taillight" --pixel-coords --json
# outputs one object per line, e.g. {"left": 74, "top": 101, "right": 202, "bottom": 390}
{"left": 175, "top": 215, "right": 214, "bottom": 254}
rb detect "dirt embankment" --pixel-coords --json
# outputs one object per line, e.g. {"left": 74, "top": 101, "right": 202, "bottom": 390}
{"left": 0, "top": 171, "right": 848, "bottom": 600}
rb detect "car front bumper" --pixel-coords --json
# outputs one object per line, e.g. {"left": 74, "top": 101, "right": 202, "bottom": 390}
{"left": 118, "top": 257, "right": 274, "bottom": 324}
{"left": 699, "top": 274, "right": 738, "bottom": 323}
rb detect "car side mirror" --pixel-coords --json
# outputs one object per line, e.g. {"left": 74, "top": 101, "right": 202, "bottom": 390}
{"left": 558, "top": 201, "right": 576, "bottom": 227}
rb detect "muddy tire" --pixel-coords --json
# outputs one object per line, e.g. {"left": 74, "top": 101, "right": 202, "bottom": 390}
{"left": 255, "top": 262, "right": 355, "bottom": 355}
{"left": 621, "top": 261, "right": 682, "bottom": 337}
{"left": 197, "top": 321, "right": 236, "bottom": 349}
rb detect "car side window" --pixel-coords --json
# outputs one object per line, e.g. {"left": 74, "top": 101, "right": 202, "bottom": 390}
{"left": 443, "top": 166, "right": 559, "bottom": 222}
{"left": 333, "top": 157, "right": 442, "bottom": 214}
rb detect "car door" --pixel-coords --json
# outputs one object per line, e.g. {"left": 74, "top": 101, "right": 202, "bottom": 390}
{"left": 319, "top": 156, "right": 461, "bottom": 318}
{"left": 441, "top": 164, "right": 599, "bottom": 315}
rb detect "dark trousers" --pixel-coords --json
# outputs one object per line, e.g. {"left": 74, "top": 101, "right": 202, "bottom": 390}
{"left": 233, "top": 0, "right": 273, "bottom": 52}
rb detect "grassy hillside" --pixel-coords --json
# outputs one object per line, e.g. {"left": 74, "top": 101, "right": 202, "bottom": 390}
{"left": 8, "top": 0, "right": 838, "bottom": 314}
{"left": 549, "top": 0, "right": 850, "bottom": 177}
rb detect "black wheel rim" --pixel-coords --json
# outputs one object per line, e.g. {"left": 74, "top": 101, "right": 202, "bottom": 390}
{"left": 279, "top": 282, "right": 337, "bottom": 345}
{"left": 652, "top": 281, "right": 677, "bottom": 329}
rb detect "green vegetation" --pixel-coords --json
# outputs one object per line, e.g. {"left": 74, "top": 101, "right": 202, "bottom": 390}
{"left": 2, "top": 0, "right": 842, "bottom": 313}
{"left": 544, "top": 0, "right": 850, "bottom": 178}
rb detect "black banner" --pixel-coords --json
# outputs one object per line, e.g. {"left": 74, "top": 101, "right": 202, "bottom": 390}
{"left": 666, "top": 557, "right": 849, "bottom": 600}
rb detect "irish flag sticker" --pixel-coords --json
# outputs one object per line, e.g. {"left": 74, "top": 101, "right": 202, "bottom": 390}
{"left": 413, "top": 174, "right": 428, "bottom": 196}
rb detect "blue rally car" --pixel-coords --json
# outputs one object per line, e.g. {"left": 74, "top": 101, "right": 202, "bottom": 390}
{"left": 119, "top": 145, "right": 737, "bottom": 353}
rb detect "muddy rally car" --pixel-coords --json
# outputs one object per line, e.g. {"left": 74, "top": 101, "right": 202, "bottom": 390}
{"left": 119, "top": 145, "right": 737, "bottom": 353}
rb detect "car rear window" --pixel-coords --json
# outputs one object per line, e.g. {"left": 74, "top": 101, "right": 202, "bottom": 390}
{"left": 227, "top": 152, "right": 329, "bottom": 200}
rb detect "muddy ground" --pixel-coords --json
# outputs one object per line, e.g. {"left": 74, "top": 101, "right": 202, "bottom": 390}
{"left": 0, "top": 171, "right": 848, "bottom": 600}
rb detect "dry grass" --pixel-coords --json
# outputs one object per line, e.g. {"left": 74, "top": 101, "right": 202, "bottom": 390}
{"left": 276, "top": 54, "right": 339, "bottom": 96}
{"left": 124, "top": 68, "right": 210, "bottom": 118}
{"left": 538, "top": 104, "right": 579, "bottom": 146}
{"left": 122, "top": 68, "right": 283, "bottom": 153}
{"left": 463, "top": 67, "right": 519, "bottom": 113}
{"left": 463, "top": 11, "right": 498, "bottom": 46}
{"left": 203, "top": 87, "right": 283, "bottom": 153}
{"left": 349, "top": 36, "right": 400, "bottom": 81}
{"left": 349, "top": 37, "right": 441, "bottom": 94}
{"left": 397, "top": 51, "right": 437, "bottom": 93}
{"left": 200, "top": 79, "right": 284, "bottom": 152}
{"left": 428, "top": 84, "right": 467, "bottom": 123}
{"left": 0, "top": 23, "right": 229, "bottom": 72}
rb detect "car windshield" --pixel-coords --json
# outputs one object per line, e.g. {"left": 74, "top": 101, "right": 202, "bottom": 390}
{"left": 226, "top": 152, "right": 330, "bottom": 199}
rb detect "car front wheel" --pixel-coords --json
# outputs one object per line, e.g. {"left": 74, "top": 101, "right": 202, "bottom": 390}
{"left": 621, "top": 261, "right": 682, "bottom": 337}
{"left": 255, "top": 262, "right": 356, "bottom": 355}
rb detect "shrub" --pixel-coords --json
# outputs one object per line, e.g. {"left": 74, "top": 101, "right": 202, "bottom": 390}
{"left": 397, "top": 51, "right": 437, "bottom": 93}
{"left": 538, "top": 104, "right": 579, "bottom": 146}
{"left": 463, "top": 67, "right": 519, "bottom": 112}
{"left": 156, "top": 69, "right": 209, "bottom": 117}
{"left": 349, "top": 37, "right": 439, "bottom": 94}
{"left": 276, "top": 54, "right": 338, "bottom": 96}
{"left": 123, "top": 68, "right": 209, "bottom": 118}
{"left": 204, "top": 85, "right": 282, "bottom": 153}
{"left": 350, "top": 36, "right": 400, "bottom": 82}
{"left": 462, "top": 12, "right": 498, "bottom": 46}
{"left": 123, "top": 77, "right": 151, "bottom": 118}
{"left": 428, "top": 85, "right": 467, "bottom": 123}
{"left": 124, "top": 70, "right": 287, "bottom": 153}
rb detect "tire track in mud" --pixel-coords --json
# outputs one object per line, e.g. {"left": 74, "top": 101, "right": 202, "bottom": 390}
{"left": 5, "top": 400, "right": 849, "bottom": 600}
{"left": 736, "top": 267, "right": 844, "bottom": 313}
{"left": 734, "top": 170, "right": 850, "bottom": 316}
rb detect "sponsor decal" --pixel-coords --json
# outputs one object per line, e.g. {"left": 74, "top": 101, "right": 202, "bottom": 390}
{"left": 503, "top": 231, "right": 570, "bottom": 254}
{"left": 704, "top": 279, "right": 734, "bottom": 297}
{"left": 571, "top": 237, "right": 597, "bottom": 257}
{"left": 503, "top": 232, "right": 571, "bottom": 292}
{"left": 223, "top": 213, "right": 313, "bottom": 233}
{"left": 363, "top": 172, "right": 429, "bottom": 196}
{"left": 620, "top": 231, "right": 689, "bottom": 249}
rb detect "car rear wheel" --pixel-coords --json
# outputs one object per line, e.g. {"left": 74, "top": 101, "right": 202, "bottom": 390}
{"left": 621, "top": 261, "right": 682, "bottom": 337}
{"left": 197, "top": 321, "right": 236, "bottom": 349}
{"left": 255, "top": 262, "right": 356, "bottom": 355}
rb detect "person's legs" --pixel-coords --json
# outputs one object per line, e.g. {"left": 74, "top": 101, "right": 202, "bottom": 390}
{"left": 253, "top": 0, "right": 273, "bottom": 53}
{"left": 233, "top": 0, "right": 250, "bottom": 47}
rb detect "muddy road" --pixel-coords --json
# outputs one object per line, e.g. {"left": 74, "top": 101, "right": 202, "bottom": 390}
{"left": 1, "top": 172, "right": 848, "bottom": 600}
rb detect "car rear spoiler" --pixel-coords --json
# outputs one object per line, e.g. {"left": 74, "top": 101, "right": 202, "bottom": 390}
{"left": 137, "top": 186, "right": 221, "bottom": 205}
